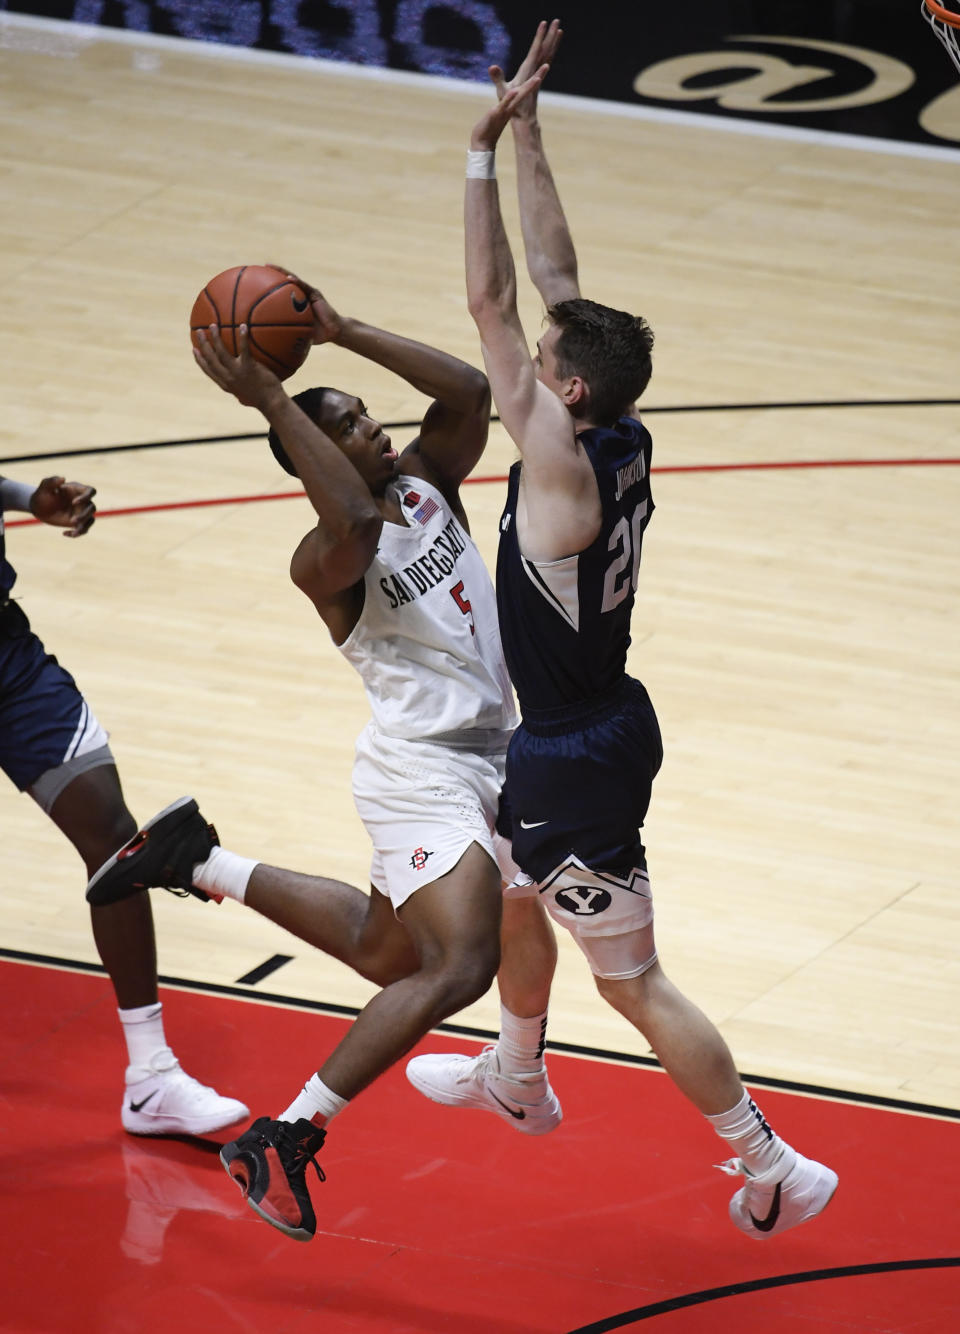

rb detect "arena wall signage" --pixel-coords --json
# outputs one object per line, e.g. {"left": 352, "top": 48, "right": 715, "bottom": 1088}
{"left": 4, "top": 0, "right": 958, "bottom": 146}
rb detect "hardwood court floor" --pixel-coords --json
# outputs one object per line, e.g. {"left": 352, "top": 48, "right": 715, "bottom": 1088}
{"left": 0, "top": 20, "right": 959, "bottom": 1323}
{"left": 1, "top": 957, "right": 958, "bottom": 1334}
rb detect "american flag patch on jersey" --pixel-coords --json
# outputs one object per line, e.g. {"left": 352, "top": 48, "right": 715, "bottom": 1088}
{"left": 412, "top": 497, "right": 439, "bottom": 525}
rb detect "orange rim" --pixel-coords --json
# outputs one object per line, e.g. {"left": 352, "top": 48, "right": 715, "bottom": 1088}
{"left": 924, "top": 0, "right": 960, "bottom": 27}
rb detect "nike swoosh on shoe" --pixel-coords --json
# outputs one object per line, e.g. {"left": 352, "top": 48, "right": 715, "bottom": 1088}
{"left": 749, "top": 1181, "right": 782, "bottom": 1232}
{"left": 490, "top": 1092, "right": 526, "bottom": 1121}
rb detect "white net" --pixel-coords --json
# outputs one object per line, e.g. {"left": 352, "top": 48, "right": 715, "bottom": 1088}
{"left": 922, "top": 0, "right": 960, "bottom": 74}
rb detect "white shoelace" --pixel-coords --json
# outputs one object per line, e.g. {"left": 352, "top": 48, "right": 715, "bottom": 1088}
{"left": 457, "top": 1045, "right": 498, "bottom": 1085}
{"left": 715, "top": 1157, "right": 750, "bottom": 1177}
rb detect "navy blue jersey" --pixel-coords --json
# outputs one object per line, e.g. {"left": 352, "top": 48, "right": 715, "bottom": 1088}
{"left": 496, "top": 415, "right": 654, "bottom": 717}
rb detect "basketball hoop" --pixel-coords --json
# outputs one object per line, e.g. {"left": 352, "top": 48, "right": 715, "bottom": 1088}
{"left": 922, "top": 0, "right": 960, "bottom": 74}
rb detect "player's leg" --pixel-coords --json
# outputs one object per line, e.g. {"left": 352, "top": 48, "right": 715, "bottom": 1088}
{"left": 39, "top": 760, "right": 248, "bottom": 1136}
{"left": 529, "top": 850, "right": 836, "bottom": 1237}
{"left": 220, "top": 841, "right": 503, "bottom": 1242}
{"left": 596, "top": 950, "right": 745, "bottom": 1115}
{"left": 0, "top": 620, "right": 246, "bottom": 1136}
{"left": 489, "top": 793, "right": 560, "bottom": 1085}
{"left": 244, "top": 864, "right": 419, "bottom": 986}
{"left": 313, "top": 840, "right": 502, "bottom": 1099}
{"left": 404, "top": 742, "right": 566, "bottom": 1130}
{"left": 492, "top": 784, "right": 558, "bottom": 1020}
{"left": 87, "top": 795, "right": 421, "bottom": 986}
{"left": 406, "top": 886, "right": 563, "bottom": 1134}
{"left": 497, "top": 892, "right": 557, "bottom": 1018}
{"left": 45, "top": 762, "right": 150, "bottom": 1004}
{"left": 593, "top": 947, "right": 838, "bottom": 1239}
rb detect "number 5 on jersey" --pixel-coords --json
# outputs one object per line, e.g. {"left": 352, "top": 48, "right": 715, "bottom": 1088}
{"left": 450, "top": 580, "right": 476, "bottom": 635}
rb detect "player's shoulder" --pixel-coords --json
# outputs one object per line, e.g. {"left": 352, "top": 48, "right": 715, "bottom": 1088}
{"left": 395, "top": 444, "right": 469, "bottom": 527}
{"left": 394, "top": 442, "right": 440, "bottom": 490}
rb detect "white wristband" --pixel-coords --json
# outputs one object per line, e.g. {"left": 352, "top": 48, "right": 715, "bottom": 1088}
{"left": 0, "top": 479, "right": 37, "bottom": 512}
{"left": 466, "top": 150, "right": 496, "bottom": 180}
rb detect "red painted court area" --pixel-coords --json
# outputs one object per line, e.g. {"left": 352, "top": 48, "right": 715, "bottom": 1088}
{"left": 1, "top": 957, "right": 957, "bottom": 1334}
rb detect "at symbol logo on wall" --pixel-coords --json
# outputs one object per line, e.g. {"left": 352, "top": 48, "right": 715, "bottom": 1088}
{"left": 555, "top": 886, "right": 613, "bottom": 916}
{"left": 634, "top": 36, "right": 914, "bottom": 114}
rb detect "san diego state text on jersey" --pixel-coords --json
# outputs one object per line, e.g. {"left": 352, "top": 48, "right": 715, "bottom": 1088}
{"left": 377, "top": 514, "right": 468, "bottom": 610}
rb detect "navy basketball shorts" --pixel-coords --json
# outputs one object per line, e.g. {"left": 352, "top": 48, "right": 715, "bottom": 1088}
{"left": 501, "top": 677, "right": 664, "bottom": 979}
{"left": 0, "top": 601, "right": 111, "bottom": 810}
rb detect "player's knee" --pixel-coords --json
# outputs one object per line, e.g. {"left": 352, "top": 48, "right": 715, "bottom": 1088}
{"left": 355, "top": 938, "right": 419, "bottom": 987}
{"left": 593, "top": 954, "right": 662, "bottom": 1015}
{"left": 595, "top": 972, "right": 629, "bottom": 1012}
{"left": 80, "top": 808, "right": 138, "bottom": 876}
{"left": 47, "top": 766, "right": 136, "bottom": 875}
{"left": 429, "top": 940, "right": 500, "bottom": 1014}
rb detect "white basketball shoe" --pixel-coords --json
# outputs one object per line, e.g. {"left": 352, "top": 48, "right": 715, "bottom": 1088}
{"left": 122, "top": 1047, "right": 249, "bottom": 1136}
{"left": 406, "top": 1045, "right": 562, "bottom": 1135}
{"left": 720, "top": 1146, "right": 838, "bottom": 1239}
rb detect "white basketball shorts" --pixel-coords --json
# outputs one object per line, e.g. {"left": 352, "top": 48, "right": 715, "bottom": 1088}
{"left": 353, "top": 722, "right": 520, "bottom": 910}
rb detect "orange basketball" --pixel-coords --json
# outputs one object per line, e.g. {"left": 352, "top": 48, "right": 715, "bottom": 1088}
{"left": 190, "top": 265, "right": 313, "bottom": 380}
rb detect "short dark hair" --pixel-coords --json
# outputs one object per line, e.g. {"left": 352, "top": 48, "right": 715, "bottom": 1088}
{"left": 266, "top": 386, "right": 332, "bottom": 477}
{"left": 547, "top": 298, "right": 654, "bottom": 427}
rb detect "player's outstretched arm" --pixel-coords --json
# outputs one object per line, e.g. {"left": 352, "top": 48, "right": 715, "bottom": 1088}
{"left": 490, "top": 20, "right": 580, "bottom": 307}
{"left": 277, "top": 270, "right": 490, "bottom": 491}
{"left": 193, "top": 326, "right": 380, "bottom": 609}
{"left": 465, "top": 76, "right": 600, "bottom": 561}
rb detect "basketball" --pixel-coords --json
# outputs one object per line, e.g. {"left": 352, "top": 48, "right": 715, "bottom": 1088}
{"left": 190, "top": 265, "right": 314, "bottom": 380}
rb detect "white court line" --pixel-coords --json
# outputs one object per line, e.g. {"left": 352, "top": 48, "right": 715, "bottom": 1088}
{"left": 2, "top": 8, "right": 960, "bottom": 163}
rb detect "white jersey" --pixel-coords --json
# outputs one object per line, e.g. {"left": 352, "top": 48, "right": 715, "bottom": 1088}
{"left": 339, "top": 475, "right": 517, "bottom": 742}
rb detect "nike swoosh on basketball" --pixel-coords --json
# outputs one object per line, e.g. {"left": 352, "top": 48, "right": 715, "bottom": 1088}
{"left": 749, "top": 1181, "right": 782, "bottom": 1232}
{"left": 489, "top": 1091, "right": 526, "bottom": 1121}
{"left": 128, "top": 1091, "right": 158, "bottom": 1114}
{"left": 519, "top": 819, "right": 548, "bottom": 829}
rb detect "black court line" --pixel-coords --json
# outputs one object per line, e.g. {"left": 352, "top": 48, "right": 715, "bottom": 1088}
{"left": 234, "top": 953, "right": 294, "bottom": 985}
{"left": 2, "top": 945, "right": 958, "bottom": 1122}
{"left": 1, "top": 397, "right": 958, "bottom": 467}
{"left": 564, "top": 1257, "right": 960, "bottom": 1331}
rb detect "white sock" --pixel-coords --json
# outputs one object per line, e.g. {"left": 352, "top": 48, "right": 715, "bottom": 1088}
{"left": 118, "top": 1002, "right": 175, "bottom": 1079}
{"left": 497, "top": 1005, "right": 548, "bottom": 1076}
{"left": 193, "top": 846, "right": 259, "bottom": 903}
{"left": 707, "top": 1090, "right": 787, "bottom": 1177}
{"left": 280, "top": 1073, "right": 348, "bottom": 1128}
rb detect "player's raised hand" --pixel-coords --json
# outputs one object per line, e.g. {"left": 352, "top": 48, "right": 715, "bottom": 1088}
{"left": 489, "top": 19, "right": 562, "bottom": 119}
{"left": 269, "top": 264, "right": 343, "bottom": 345}
{"left": 193, "top": 324, "right": 283, "bottom": 410}
{"left": 31, "top": 476, "right": 96, "bottom": 538}
{"left": 470, "top": 65, "right": 550, "bottom": 151}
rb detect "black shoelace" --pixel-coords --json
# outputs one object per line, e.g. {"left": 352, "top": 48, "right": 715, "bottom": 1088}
{"left": 270, "top": 1119, "right": 327, "bottom": 1184}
